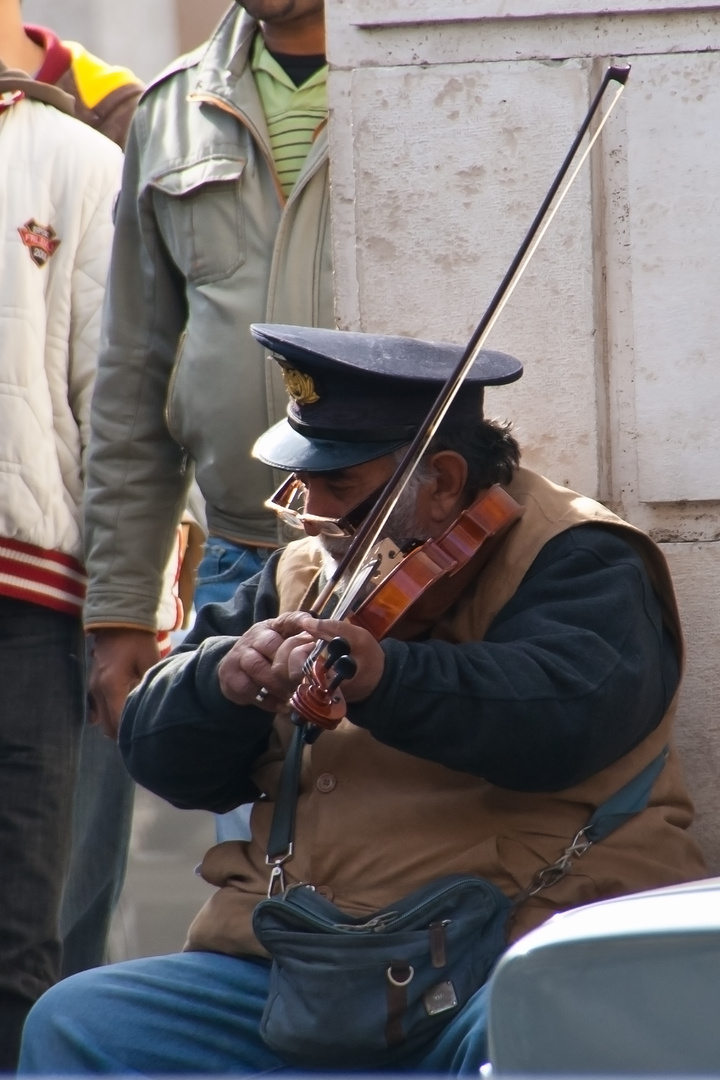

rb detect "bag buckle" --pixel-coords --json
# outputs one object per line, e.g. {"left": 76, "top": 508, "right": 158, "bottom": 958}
{"left": 266, "top": 845, "right": 293, "bottom": 897}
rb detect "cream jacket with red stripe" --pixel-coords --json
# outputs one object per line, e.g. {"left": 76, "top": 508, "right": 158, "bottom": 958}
{"left": 0, "top": 94, "right": 122, "bottom": 613}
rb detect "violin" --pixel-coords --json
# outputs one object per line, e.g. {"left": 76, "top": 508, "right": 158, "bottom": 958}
{"left": 350, "top": 483, "right": 523, "bottom": 641}
{"left": 291, "top": 484, "right": 523, "bottom": 728}
{"left": 289, "top": 66, "right": 631, "bottom": 734}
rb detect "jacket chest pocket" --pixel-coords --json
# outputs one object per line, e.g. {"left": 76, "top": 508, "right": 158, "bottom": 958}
{"left": 150, "top": 155, "right": 246, "bottom": 285}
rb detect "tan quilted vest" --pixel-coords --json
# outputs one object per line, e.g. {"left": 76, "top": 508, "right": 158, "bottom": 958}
{"left": 186, "top": 469, "right": 706, "bottom": 956}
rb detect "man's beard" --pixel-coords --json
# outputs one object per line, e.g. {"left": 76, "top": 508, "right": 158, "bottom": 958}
{"left": 318, "top": 465, "right": 431, "bottom": 570}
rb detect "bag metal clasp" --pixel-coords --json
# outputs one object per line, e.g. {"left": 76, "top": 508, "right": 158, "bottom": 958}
{"left": 266, "top": 844, "right": 294, "bottom": 897}
{"left": 526, "top": 827, "right": 593, "bottom": 898}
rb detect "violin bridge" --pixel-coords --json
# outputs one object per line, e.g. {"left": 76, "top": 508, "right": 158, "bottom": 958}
{"left": 336, "top": 538, "right": 410, "bottom": 620}
{"left": 366, "top": 538, "right": 406, "bottom": 589}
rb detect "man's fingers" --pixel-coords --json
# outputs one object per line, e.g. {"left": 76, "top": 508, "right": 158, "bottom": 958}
{"left": 93, "top": 681, "right": 136, "bottom": 739}
{"left": 242, "top": 624, "right": 286, "bottom": 661}
{"left": 88, "top": 694, "right": 122, "bottom": 739}
{"left": 238, "top": 645, "right": 275, "bottom": 685}
{"left": 267, "top": 611, "right": 317, "bottom": 639}
{"left": 273, "top": 614, "right": 345, "bottom": 643}
{"left": 217, "top": 620, "right": 333, "bottom": 708}
{"left": 218, "top": 637, "right": 296, "bottom": 707}
{"left": 86, "top": 675, "right": 122, "bottom": 738}
{"left": 264, "top": 633, "right": 313, "bottom": 700}
{"left": 271, "top": 616, "right": 385, "bottom": 704}
{"left": 272, "top": 634, "right": 315, "bottom": 684}
{"left": 218, "top": 645, "right": 268, "bottom": 704}
{"left": 87, "top": 628, "right": 162, "bottom": 738}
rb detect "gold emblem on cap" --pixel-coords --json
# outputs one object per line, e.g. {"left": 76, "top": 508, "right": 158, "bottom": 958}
{"left": 281, "top": 365, "right": 320, "bottom": 405}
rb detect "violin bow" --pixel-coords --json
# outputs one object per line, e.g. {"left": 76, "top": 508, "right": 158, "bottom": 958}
{"left": 312, "top": 64, "right": 630, "bottom": 622}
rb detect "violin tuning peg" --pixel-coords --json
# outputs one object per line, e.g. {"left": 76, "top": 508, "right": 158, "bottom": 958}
{"left": 328, "top": 655, "right": 358, "bottom": 692}
{"left": 302, "top": 723, "right": 323, "bottom": 745}
{"left": 323, "top": 636, "right": 351, "bottom": 670}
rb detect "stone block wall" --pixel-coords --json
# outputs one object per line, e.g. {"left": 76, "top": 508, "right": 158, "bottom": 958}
{"left": 326, "top": 0, "right": 720, "bottom": 870}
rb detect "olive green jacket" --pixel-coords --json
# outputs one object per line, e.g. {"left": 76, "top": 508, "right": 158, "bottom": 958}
{"left": 83, "top": 8, "right": 333, "bottom": 631}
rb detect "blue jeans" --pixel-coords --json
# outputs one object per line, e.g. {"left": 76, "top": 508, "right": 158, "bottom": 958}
{"left": 19, "top": 951, "right": 489, "bottom": 1074}
{"left": 194, "top": 537, "right": 274, "bottom": 610}
{"left": 0, "top": 597, "right": 84, "bottom": 1070}
{"left": 195, "top": 537, "right": 274, "bottom": 842}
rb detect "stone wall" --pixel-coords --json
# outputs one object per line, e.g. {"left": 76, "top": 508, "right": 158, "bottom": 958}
{"left": 326, "top": 0, "right": 720, "bottom": 870}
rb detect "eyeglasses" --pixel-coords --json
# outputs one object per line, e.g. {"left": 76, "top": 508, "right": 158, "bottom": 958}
{"left": 265, "top": 474, "right": 384, "bottom": 538}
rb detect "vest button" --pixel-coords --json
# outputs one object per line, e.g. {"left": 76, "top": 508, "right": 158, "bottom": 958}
{"left": 316, "top": 885, "right": 334, "bottom": 901}
{"left": 316, "top": 773, "right": 337, "bottom": 793}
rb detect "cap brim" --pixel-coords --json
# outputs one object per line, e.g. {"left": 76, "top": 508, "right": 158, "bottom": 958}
{"left": 253, "top": 420, "right": 408, "bottom": 472}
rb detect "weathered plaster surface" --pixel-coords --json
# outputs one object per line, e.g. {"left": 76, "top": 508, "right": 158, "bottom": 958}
{"left": 346, "top": 0, "right": 720, "bottom": 26}
{"left": 328, "top": 2, "right": 720, "bottom": 869}
{"left": 327, "top": 3, "right": 720, "bottom": 68}
{"left": 331, "top": 60, "right": 601, "bottom": 496}
{"left": 626, "top": 53, "right": 720, "bottom": 504}
{"left": 666, "top": 543, "right": 720, "bottom": 867}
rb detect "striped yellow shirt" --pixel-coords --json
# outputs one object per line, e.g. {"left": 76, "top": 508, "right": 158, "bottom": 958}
{"left": 251, "top": 35, "right": 328, "bottom": 198}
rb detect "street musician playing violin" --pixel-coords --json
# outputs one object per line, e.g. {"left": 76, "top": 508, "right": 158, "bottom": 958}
{"left": 20, "top": 324, "right": 705, "bottom": 1073}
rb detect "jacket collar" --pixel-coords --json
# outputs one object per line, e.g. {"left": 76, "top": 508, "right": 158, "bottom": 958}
{"left": 189, "top": 10, "right": 270, "bottom": 155}
{"left": 24, "top": 24, "right": 72, "bottom": 84}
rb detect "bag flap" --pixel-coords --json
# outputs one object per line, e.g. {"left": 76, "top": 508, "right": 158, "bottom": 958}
{"left": 254, "top": 875, "right": 511, "bottom": 940}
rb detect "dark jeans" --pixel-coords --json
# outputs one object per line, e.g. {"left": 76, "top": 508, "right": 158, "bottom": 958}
{"left": 58, "top": 539, "right": 276, "bottom": 978}
{"left": 58, "top": 539, "right": 276, "bottom": 973}
{"left": 59, "top": 717, "right": 135, "bottom": 977}
{"left": 0, "top": 596, "right": 84, "bottom": 1070}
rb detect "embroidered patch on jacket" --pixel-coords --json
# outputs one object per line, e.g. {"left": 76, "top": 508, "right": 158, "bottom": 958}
{"left": 18, "top": 219, "right": 61, "bottom": 267}
{"left": 0, "top": 89, "right": 25, "bottom": 113}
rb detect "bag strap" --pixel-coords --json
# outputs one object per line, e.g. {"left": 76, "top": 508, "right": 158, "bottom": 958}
{"left": 584, "top": 745, "right": 669, "bottom": 843}
{"left": 265, "top": 724, "right": 669, "bottom": 901}
{"left": 519, "top": 745, "right": 669, "bottom": 901}
{"left": 265, "top": 723, "right": 306, "bottom": 895}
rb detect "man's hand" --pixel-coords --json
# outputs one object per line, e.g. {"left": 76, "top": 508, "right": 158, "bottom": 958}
{"left": 87, "top": 629, "right": 161, "bottom": 739}
{"left": 268, "top": 613, "right": 386, "bottom": 704}
{"left": 217, "top": 621, "right": 315, "bottom": 710}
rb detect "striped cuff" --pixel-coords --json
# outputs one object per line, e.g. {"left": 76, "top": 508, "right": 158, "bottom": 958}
{"left": 0, "top": 537, "right": 86, "bottom": 616}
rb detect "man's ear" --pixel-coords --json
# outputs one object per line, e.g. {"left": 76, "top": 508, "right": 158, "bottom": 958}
{"left": 424, "top": 451, "right": 468, "bottom": 523}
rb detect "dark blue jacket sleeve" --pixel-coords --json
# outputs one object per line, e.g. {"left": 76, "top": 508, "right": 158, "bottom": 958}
{"left": 119, "top": 550, "right": 284, "bottom": 811}
{"left": 347, "top": 525, "right": 680, "bottom": 791}
{"left": 120, "top": 526, "right": 680, "bottom": 806}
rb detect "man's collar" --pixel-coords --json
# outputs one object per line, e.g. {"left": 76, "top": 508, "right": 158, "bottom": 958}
{"left": 192, "top": 9, "right": 257, "bottom": 99}
{"left": 250, "top": 34, "right": 327, "bottom": 93}
{"left": 192, "top": 12, "right": 327, "bottom": 102}
{"left": 24, "top": 25, "right": 72, "bottom": 84}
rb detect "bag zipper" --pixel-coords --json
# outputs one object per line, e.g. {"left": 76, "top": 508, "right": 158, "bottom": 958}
{"left": 260, "top": 877, "right": 505, "bottom": 936}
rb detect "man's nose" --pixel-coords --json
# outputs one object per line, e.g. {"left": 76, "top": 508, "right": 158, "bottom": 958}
{"left": 302, "top": 518, "right": 323, "bottom": 537}
{"left": 301, "top": 486, "right": 335, "bottom": 534}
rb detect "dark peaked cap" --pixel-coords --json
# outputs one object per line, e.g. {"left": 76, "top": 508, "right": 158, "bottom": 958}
{"left": 252, "top": 324, "right": 523, "bottom": 472}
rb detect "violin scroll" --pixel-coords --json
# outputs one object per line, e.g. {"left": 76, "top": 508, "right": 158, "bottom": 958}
{"left": 291, "top": 637, "right": 357, "bottom": 731}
